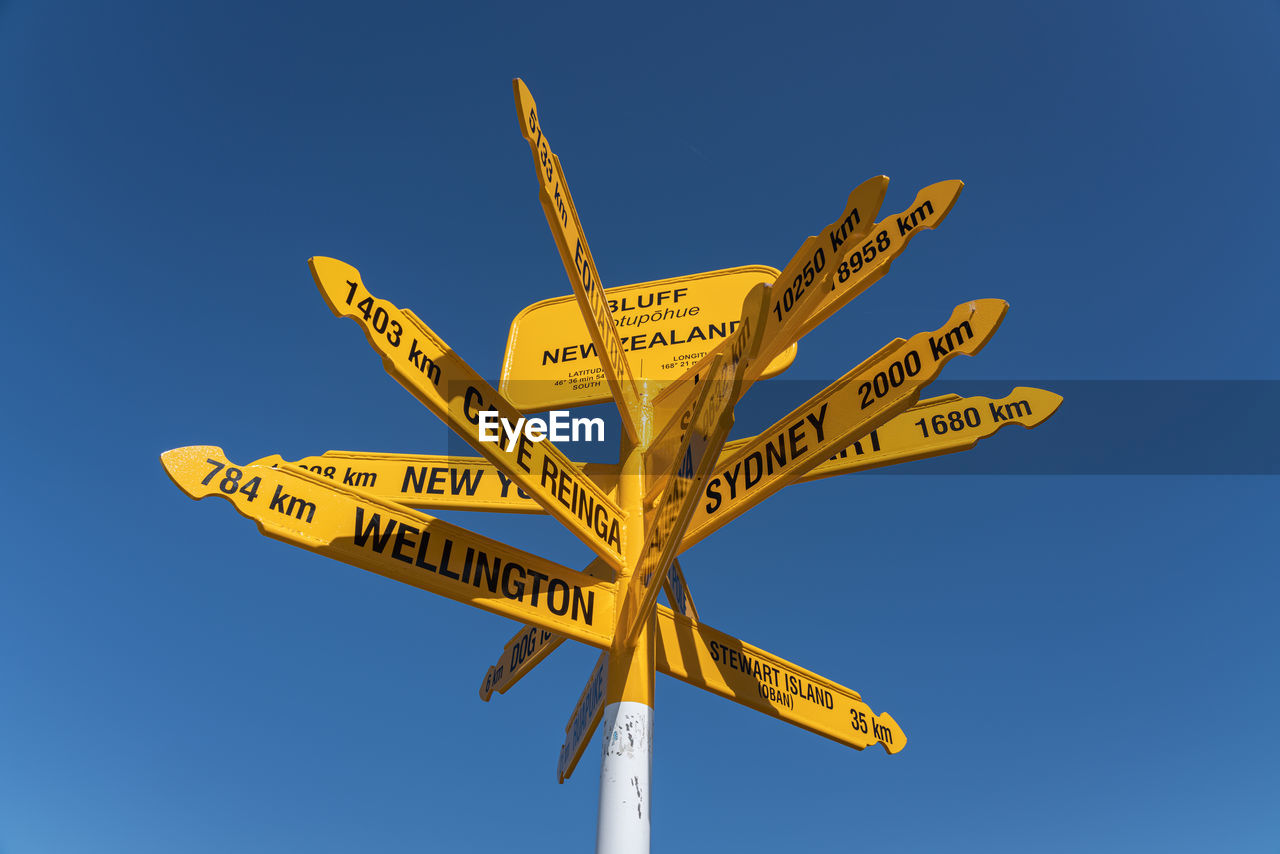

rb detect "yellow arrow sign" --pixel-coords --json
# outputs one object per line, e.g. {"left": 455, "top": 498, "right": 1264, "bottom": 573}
{"left": 789, "top": 179, "right": 963, "bottom": 348}
{"left": 618, "top": 286, "right": 770, "bottom": 648}
{"left": 160, "top": 446, "right": 617, "bottom": 648}
{"left": 280, "top": 451, "right": 621, "bottom": 515}
{"left": 500, "top": 266, "right": 798, "bottom": 413}
{"left": 514, "top": 78, "right": 642, "bottom": 443}
{"left": 479, "top": 624, "right": 566, "bottom": 702}
{"left": 557, "top": 650, "right": 609, "bottom": 783}
{"left": 678, "top": 299, "right": 1008, "bottom": 548}
{"left": 799, "top": 387, "right": 1063, "bottom": 482}
{"left": 752, "top": 174, "right": 888, "bottom": 365}
{"left": 655, "top": 606, "right": 904, "bottom": 753}
{"left": 310, "top": 256, "right": 628, "bottom": 570}
{"left": 650, "top": 179, "right": 964, "bottom": 433}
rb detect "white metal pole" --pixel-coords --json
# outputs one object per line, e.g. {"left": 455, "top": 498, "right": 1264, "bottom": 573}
{"left": 596, "top": 701, "right": 653, "bottom": 853}
{"left": 597, "top": 380, "right": 654, "bottom": 854}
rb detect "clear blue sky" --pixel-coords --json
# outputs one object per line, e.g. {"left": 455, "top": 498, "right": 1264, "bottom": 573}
{"left": 2, "top": 1, "right": 1277, "bottom": 851}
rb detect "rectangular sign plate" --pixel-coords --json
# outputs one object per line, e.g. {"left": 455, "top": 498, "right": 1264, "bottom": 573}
{"left": 160, "top": 446, "right": 617, "bottom": 648}
{"left": 501, "top": 267, "right": 798, "bottom": 413}
{"left": 310, "top": 256, "right": 628, "bottom": 570}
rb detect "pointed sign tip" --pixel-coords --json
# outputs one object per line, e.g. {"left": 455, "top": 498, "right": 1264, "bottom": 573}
{"left": 1010, "top": 386, "right": 1065, "bottom": 426}
{"left": 160, "top": 445, "right": 227, "bottom": 499}
{"left": 877, "top": 711, "right": 907, "bottom": 754}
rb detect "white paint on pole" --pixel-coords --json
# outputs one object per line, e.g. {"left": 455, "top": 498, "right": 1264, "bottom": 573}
{"left": 596, "top": 701, "right": 653, "bottom": 854}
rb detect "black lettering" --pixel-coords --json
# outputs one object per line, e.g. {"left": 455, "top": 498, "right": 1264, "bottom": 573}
{"left": 704, "top": 477, "right": 722, "bottom": 514}
{"left": 1006, "top": 399, "right": 1032, "bottom": 419}
{"left": 401, "top": 466, "right": 428, "bottom": 494}
{"left": 744, "top": 452, "right": 763, "bottom": 489}
{"left": 352, "top": 507, "right": 396, "bottom": 552}
{"left": 788, "top": 421, "right": 807, "bottom": 460}
{"left": 526, "top": 569, "right": 548, "bottom": 606}
{"left": 571, "top": 586, "right": 594, "bottom": 625}
{"left": 463, "top": 386, "right": 485, "bottom": 424}
{"left": 723, "top": 461, "right": 742, "bottom": 499}
{"left": 944, "top": 320, "right": 973, "bottom": 352}
{"left": 450, "top": 467, "right": 482, "bottom": 496}
{"left": 547, "top": 578, "right": 569, "bottom": 615}
{"left": 473, "top": 550, "right": 501, "bottom": 592}
{"left": 807, "top": 403, "right": 828, "bottom": 443}
{"left": 502, "top": 562, "right": 526, "bottom": 600}
{"left": 436, "top": 538, "right": 458, "bottom": 579}
{"left": 765, "top": 434, "right": 786, "bottom": 474}
{"left": 414, "top": 530, "right": 436, "bottom": 571}
{"left": 391, "top": 523, "right": 418, "bottom": 564}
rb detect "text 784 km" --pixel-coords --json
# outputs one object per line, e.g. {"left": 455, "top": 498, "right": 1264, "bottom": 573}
{"left": 200, "top": 458, "right": 315, "bottom": 523}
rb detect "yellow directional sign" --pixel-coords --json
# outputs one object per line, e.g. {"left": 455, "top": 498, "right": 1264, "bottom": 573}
{"left": 480, "top": 623, "right": 565, "bottom": 701}
{"left": 514, "top": 79, "right": 642, "bottom": 443}
{"left": 752, "top": 174, "right": 888, "bottom": 365}
{"left": 618, "top": 286, "right": 770, "bottom": 647}
{"left": 678, "top": 299, "right": 1008, "bottom": 549}
{"left": 160, "top": 446, "right": 617, "bottom": 648}
{"left": 799, "top": 387, "right": 1063, "bottom": 482}
{"left": 500, "top": 267, "right": 799, "bottom": 413}
{"left": 759, "top": 179, "right": 964, "bottom": 367}
{"left": 310, "top": 256, "right": 628, "bottom": 570}
{"left": 280, "top": 450, "right": 621, "bottom": 514}
{"left": 650, "top": 179, "right": 964, "bottom": 433}
{"left": 654, "top": 606, "right": 904, "bottom": 753}
{"left": 557, "top": 651, "right": 609, "bottom": 783}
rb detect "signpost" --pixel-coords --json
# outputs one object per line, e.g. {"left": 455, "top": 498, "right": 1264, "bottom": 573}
{"left": 160, "top": 79, "right": 1062, "bottom": 853}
